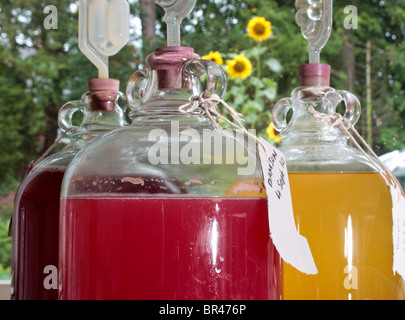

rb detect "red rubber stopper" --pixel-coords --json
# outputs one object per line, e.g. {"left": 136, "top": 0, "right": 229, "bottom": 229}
{"left": 147, "top": 46, "right": 200, "bottom": 90}
{"left": 299, "top": 64, "right": 331, "bottom": 86}
{"left": 87, "top": 79, "right": 120, "bottom": 111}
{"left": 88, "top": 78, "right": 120, "bottom": 91}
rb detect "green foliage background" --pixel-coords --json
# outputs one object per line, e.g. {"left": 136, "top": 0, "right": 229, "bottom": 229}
{"left": 0, "top": 211, "right": 11, "bottom": 279}
{"left": 1, "top": 0, "right": 405, "bottom": 279}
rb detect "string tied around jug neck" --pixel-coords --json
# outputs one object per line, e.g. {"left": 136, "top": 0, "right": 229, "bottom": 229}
{"left": 178, "top": 91, "right": 267, "bottom": 150}
{"left": 310, "top": 105, "right": 405, "bottom": 280}
{"left": 308, "top": 106, "right": 404, "bottom": 197}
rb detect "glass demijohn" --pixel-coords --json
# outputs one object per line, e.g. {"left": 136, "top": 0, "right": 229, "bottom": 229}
{"left": 273, "top": 63, "right": 405, "bottom": 300}
{"left": 58, "top": 1, "right": 282, "bottom": 300}
{"left": 274, "top": 0, "right": 405, "bottom": 299}
{"left": 11, "top": 79, "right": 126, "bottom": 300}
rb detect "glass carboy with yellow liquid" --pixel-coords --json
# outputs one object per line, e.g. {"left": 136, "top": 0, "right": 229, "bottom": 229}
{"left": 272, "top": 0, "right": 405, "bottom": 300}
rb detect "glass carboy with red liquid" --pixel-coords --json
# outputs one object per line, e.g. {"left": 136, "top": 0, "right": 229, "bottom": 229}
{"left": 59, "top": 0, "right": 282, "bottom": 300}
{"left": 11, "top": 79, "right": 126, "bottom": 300}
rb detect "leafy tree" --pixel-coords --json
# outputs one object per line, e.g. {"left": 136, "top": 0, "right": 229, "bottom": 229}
{"left": 330, "top": 1, "right": 405, "bottom": 154}
{"left": 0, "top": 207, "right": 11, "bottom": 278}
{"left": 0, "top": 44, "right": 40, "bottom": 192}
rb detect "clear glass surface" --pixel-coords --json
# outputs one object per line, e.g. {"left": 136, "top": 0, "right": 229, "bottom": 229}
{"left": 59, "top": 48, "right": 283, "bottom": 300}
{"left": 11, "top": 88, "right": 125, "bottom": 300}
{"left": 273, "top": 85, "right": 405, "bottom": 300}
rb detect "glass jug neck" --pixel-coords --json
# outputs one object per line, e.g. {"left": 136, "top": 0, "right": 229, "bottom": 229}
{"left": 129, "top": 94, "right": 207, "bottom": 125}
{"left": 148, "top": 46, "right": 199, "bottom": 91}
{"left": 280, "top": 85, "right": 348, "bottom": 146}
{"left": 129, "top": 46, "right": 205, "bottom": 124}
{"left": 72, "top": 88, "right": 125, "bottom": 147}
{"left": 127, "top": 46, "right": 228, "bottom": 126}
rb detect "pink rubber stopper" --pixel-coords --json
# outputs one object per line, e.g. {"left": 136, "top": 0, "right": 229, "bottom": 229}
{"left": 87, "top": 79, "right": 120, "bottom": 111}
{"left": 147, "top": 46, "right": 199, "bottom": 90}
{"left": 88, "top": 78, "right": 120, "bottom": 91}
{"left": 299, "top": 64, "right": 331, "bottom": 86}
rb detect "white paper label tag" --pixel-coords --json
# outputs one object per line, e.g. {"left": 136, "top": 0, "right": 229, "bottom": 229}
{"left": 258, "top": 137, "right": 318, "bottom": 275}
{"left": 391, "top": 183, "right": 405, "bottom": 279}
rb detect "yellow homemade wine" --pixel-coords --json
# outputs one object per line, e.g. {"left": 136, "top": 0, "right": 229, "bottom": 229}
{"left": 284, "top": 171, "right": 405, "bottom": 300}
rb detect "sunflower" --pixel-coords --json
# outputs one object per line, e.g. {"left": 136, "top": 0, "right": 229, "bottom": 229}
{"left": 247, "top": 17, "right": 272, "bottom": 42}
{"left": 202, "top": 51, "right": 223, "bottom": 66}
{"left": 266, "top": 122, "right": 281, "bottom": 143}
{"left": 226, "top": 54, "right": 253, "bottom": 80}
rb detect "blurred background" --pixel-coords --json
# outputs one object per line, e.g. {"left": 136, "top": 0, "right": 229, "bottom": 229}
{"left": 1, "top": 0, "right": 405, "bottom": 280}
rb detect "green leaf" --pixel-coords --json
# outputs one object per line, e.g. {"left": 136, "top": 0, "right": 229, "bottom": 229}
{"left": 243, "top": 100, "right": 264, "bottom": 113}
{"left": 244, "top": 113, "right": 258, "bottom": 124}
{"left": 244, "top": 46, "right": 267, "bottom": 59}
{"left": 261, "top": 78, "right": 278, "bottom": 89}
{"left": 259, "top": 87, "right": 277, "bottom": 101}
{"left": 249, "top": 76, "right": 265, "bottom": 89}
{"left": 265, "top": 58, "right": 284, "bottom": 73}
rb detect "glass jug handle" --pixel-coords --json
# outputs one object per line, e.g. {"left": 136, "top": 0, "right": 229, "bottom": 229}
{"left": 58, "top": 100, "right": 83, "bottom": 133}
{"left": 125, "top": 70, "right": 149, "bottom": 109}
{"left": 272, "top": 98, "right": 293, "bottom": 131}
{"left": 337, "top": 90, "right": 361, "bottom": 126}
{"left": 184, "top": 59, "right": 228, "bottom": 99}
